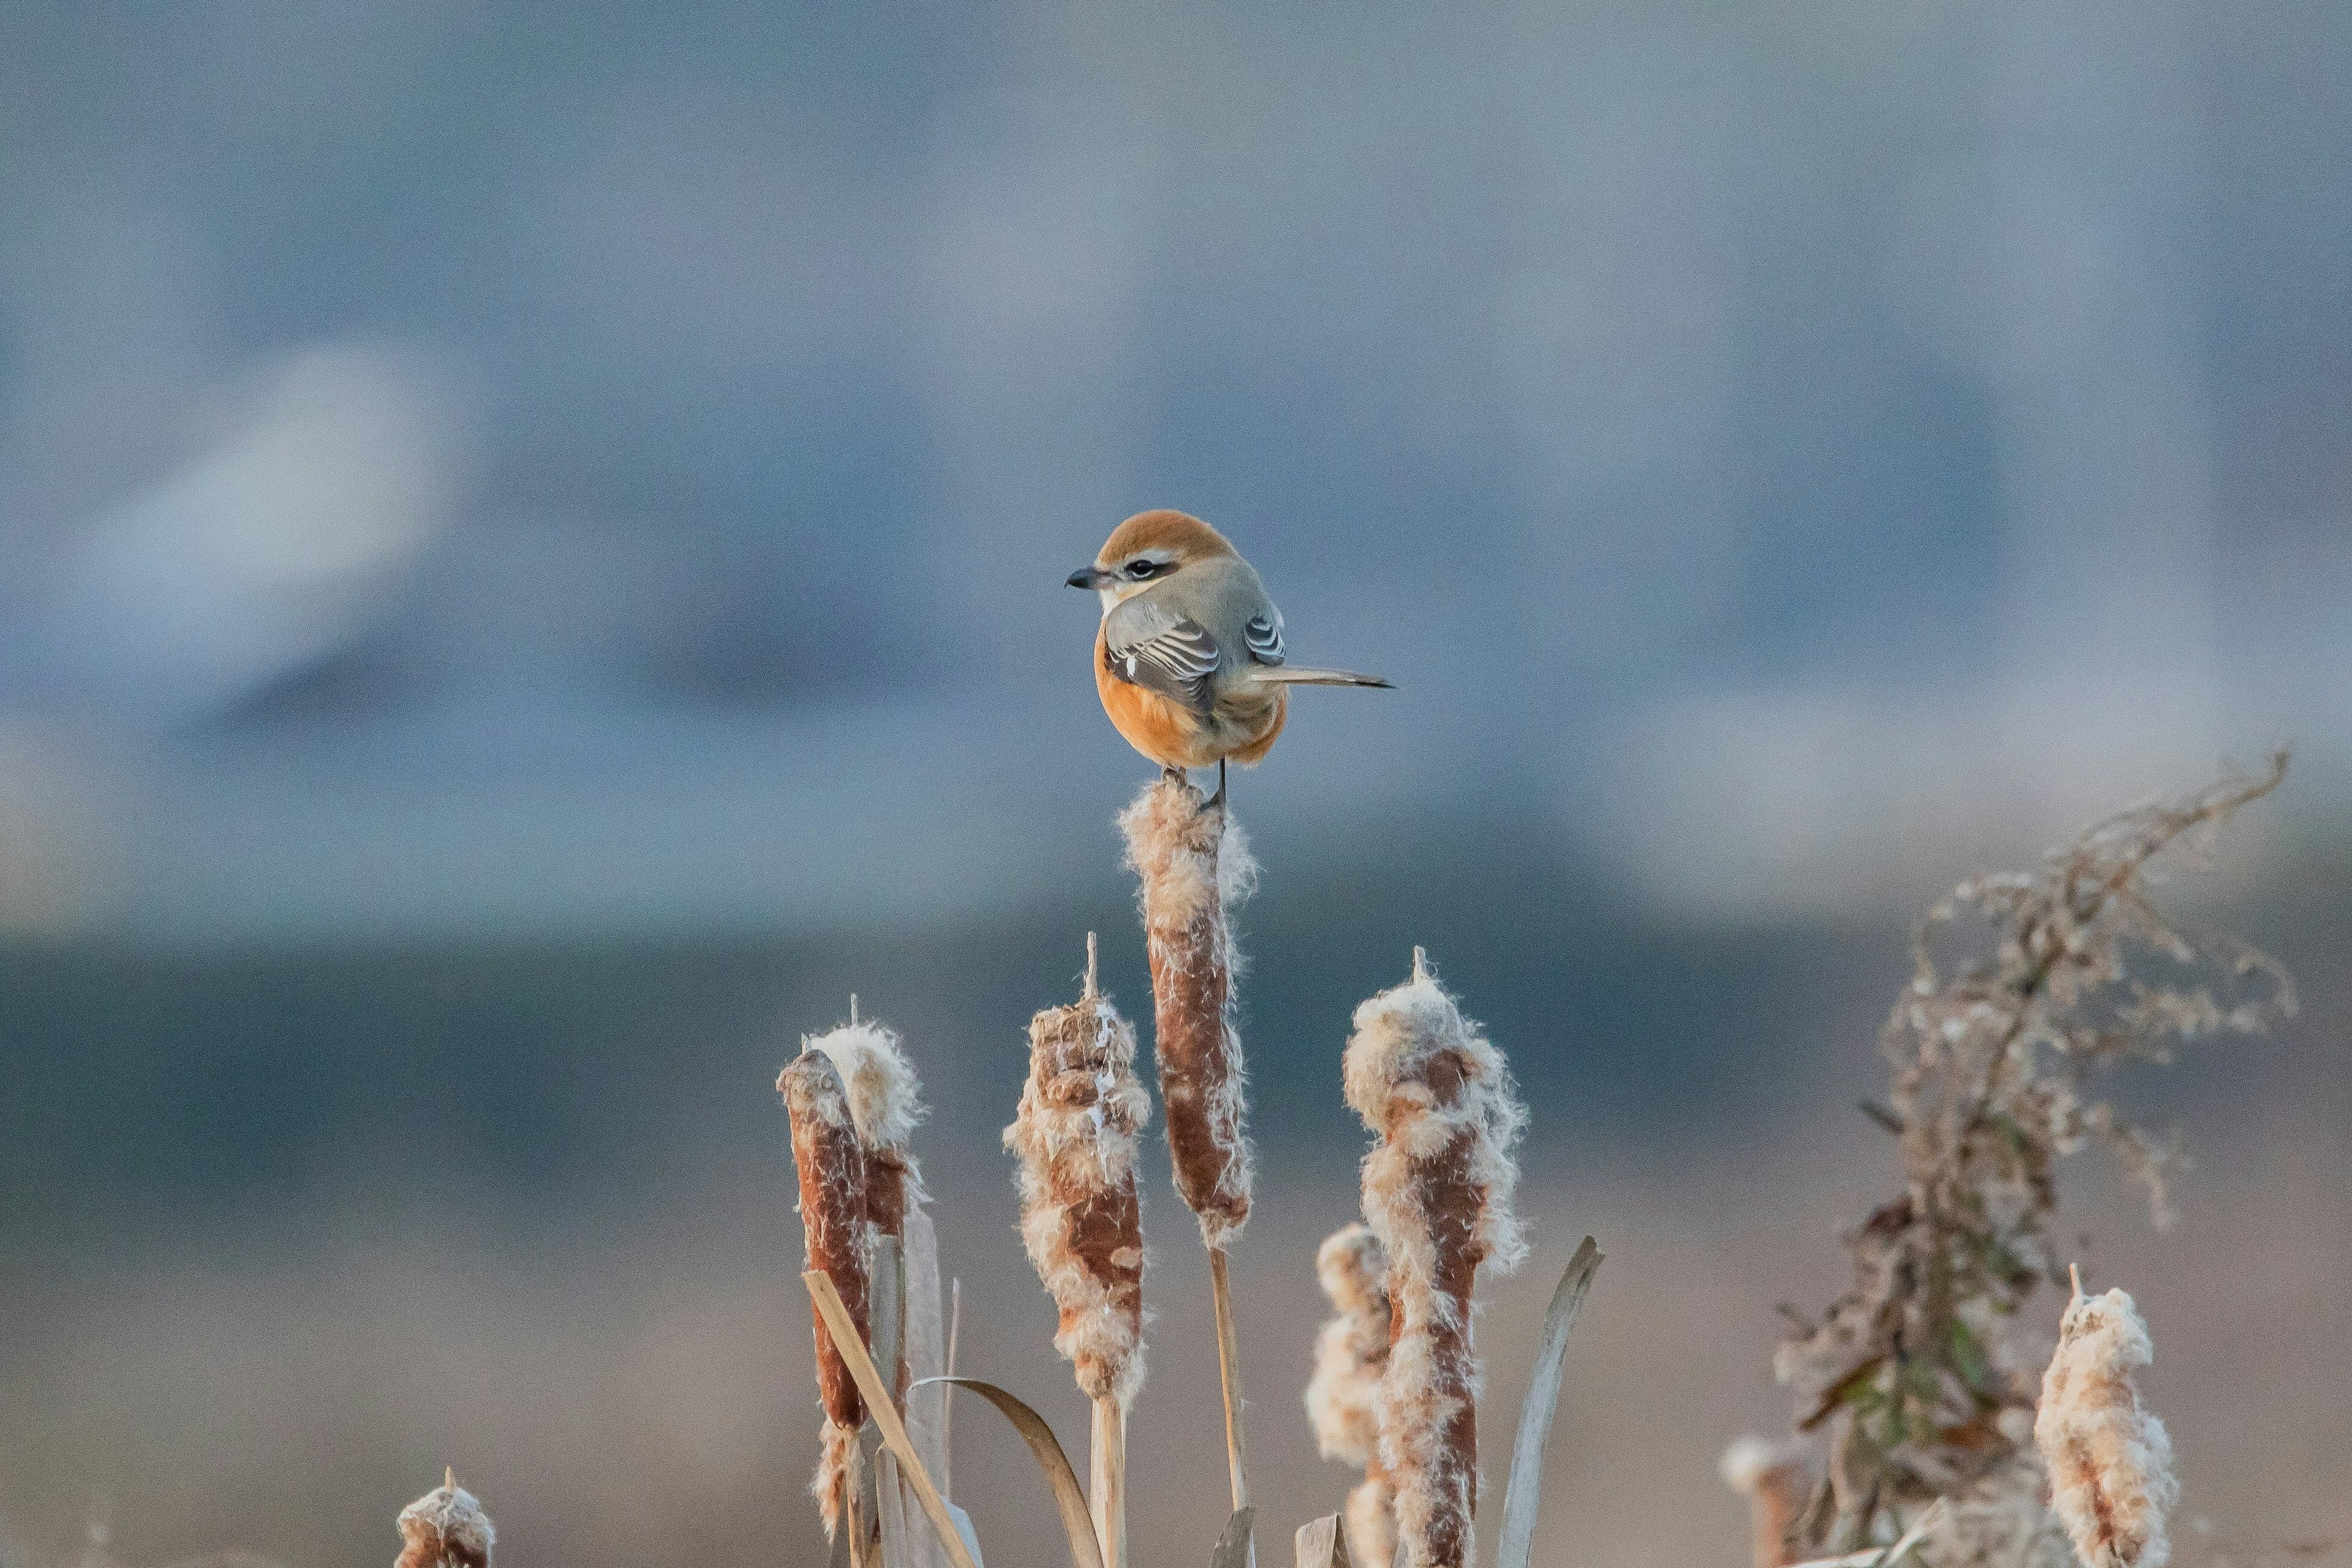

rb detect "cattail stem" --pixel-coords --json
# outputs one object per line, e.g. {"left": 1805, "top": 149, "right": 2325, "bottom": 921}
{"left": 1208, "top": 1245, "right": 1250, "bottom": 1513}
{"left": 1091, "top": 1396, "right": 1129, "bottom": 1568}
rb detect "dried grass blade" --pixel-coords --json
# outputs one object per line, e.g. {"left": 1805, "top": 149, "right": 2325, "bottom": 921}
{"left": 1494, "top": 1238, "right": 1605, "bottom": 1568}
{"left": 805, "top": 1272, "right": 983, "bottom": 1568}
{"left": 911, "top": 1376, "right": 1106, "bottom": 1568}
{"left": 1212, "top": 1509, "right": 1256, "bottom": 1568}
{"left": 1294, "top": 1515, "right": 1351, "bottom": 1568}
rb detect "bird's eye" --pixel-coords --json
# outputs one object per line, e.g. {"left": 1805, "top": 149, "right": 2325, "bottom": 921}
{"left": 1126, "top": 559, "right": 1157, "bottom": 577}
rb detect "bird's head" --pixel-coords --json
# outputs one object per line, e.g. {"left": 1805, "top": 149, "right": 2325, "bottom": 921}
{"left": 1066, "top": 510, "right": 1238, "bottom": 611}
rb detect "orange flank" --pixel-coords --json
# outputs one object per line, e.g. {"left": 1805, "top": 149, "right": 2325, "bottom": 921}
{"left": 1095, "top": 621, "right": 1286, "bottom": 770}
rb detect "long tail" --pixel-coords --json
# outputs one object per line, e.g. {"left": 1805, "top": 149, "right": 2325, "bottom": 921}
{"left": 1245, "top": 666, "right": 1393, "bottom": 689}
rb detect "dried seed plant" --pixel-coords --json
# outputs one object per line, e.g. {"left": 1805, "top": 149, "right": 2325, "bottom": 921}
{"left": 1767, "top": 756, "right": 2292, "bottom": 1559}
{"left": 394, "top": 1472, "right": 492, "bottom": 1568}
{"left": 780, "top": 1047, "right": 874, "bottom": 1541}
{"left": 2036, "top": 1272, "right": 2177, "bottom": 1568}
{"left": 1120, "top": 775, "right": 1260, "bottom": 1513}
{"left": 1307, "top": 1222, "right": 1399, "bottom": 1568}
{"left": 1005, "top": 934, "right": 1150, "bottom": 1568}
{"left": 1345, "top": 949, "right": 1528, "bottom": 1568}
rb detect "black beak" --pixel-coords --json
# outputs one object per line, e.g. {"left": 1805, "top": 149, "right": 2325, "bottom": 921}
{"left": 1066, "top": 565, "right": 1112, "bottom": 589}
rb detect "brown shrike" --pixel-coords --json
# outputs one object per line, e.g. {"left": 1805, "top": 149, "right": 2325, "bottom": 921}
{"left": 1067, "top": 510, "right": 1391, "bottom": 802}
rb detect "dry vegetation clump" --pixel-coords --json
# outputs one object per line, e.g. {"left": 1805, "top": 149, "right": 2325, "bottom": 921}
{"left": 1344, "top": 950, "right": 1528, "bottom": 1568}
{"left": 1306, "top": 1222, "right": 1399, "bottom": 1567}
{"left": 1762, "top": 756, "right": 2293, "bottom": 1563}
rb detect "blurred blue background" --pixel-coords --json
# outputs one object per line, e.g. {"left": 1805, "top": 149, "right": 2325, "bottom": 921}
{"left": 2, "top": 5, "right": 2347, "bottom": 1568}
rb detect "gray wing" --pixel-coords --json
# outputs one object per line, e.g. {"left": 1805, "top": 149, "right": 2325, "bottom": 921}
{"left": 1243, "top": 610, "right": 1284, "bottom": 666}
{"left": 1104, "top": 594, "right": 1221, "bottom": 714}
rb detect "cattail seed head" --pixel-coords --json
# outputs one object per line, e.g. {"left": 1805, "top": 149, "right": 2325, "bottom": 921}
{"left": 1720, "top": 1436, "right": 1811, "bottom": 1568}
{"left": 1345, "top": 952, "right": 1527, "bottom": 1568}
{"left": 1005, "top": 948, "right": 1152, "bottom": 1409}
{"left": 1310, "top": 1222, "right": 1397, "bottom": 1568}
{"left": 2035, "top": 1275, "right": 2177, "bottom": 1568}
{"left": 1307, "top": 1222, "right": 1391, "bottom": 1467}
{"left": 779, "top": 1048, "right": 873, "bottom": 1536}
{"left": 1120, "top": 778, "right": 1256, "bottom": 1247}
{"left": 395, "top": 1477, "right": 492, "bottom": 1568}
{"left": 807, "top": 1015, "right": 929, "bottom": 1251}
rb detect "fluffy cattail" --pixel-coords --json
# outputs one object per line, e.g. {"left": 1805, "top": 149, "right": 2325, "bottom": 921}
{"left": 2035, "top": 1273, "right": 2177, "bottom": 1568}
{"left": 1344, "top": 951, "right": 1527, "bottom": 1568}
{"left": 1005, "top": 943, "right": 1152, "bottom": 1409}
{"left": 396, "top": 1474, "right": 492, "bottom": 1568}
{"left": 1119, "top": 778, "right": 1256, "bottom": 1245}
{"left": 1719, "top": 1437, "right": 1811, "bottom": 1568}
{"left": 780, "top": 1049, "right": 873, "bottom": 1539}
{"left": 810, "top": 1009, "right": 927, "bottom": 1245}
{"left": 810, "top": 1009, "right": 929, "bottom": 1387}
{"left": 1308, "top": 1223, "right": 1397, "bottom": 1568}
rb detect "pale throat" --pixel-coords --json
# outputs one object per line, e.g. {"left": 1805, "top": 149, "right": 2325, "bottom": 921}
{"left": 1095, "top": 576, "right": 1156, "bottom": 616}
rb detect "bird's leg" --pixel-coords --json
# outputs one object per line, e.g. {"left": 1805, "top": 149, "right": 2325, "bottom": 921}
{"left": 1161, "top": 763, "right": 1186, "bottom": 788}
{"left": 1207, "top": 758, "right": 1227, "bottom": 811}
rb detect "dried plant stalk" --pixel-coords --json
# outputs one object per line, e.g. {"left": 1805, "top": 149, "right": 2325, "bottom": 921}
{"left": 1006, "top": 937, "right": 1150, "bottom": 1567}
{"left": 396, "top": 1472, "right": 492, "bottom": 1568}
{"left": 1120, "top": 777, "right": 1256, "bottom": 1245}
{"left": 2035, "top": 1274, "right": 2176, "bottom": 1568}
{"left": 1769, "top": 757, "right": 2291, "bottom": 1556}
{"left": 1344, "top": 950, "right": 1528, "bottom": 1568}
{"left": 1721, "top": 1438, "right": 1812, "bottom": 1568}
{"left": 1308, "top": 1223, "right": 1396, "bottom": 1568}
{"left": 781, "top": 1048, "right": 874, "bottom": 1540}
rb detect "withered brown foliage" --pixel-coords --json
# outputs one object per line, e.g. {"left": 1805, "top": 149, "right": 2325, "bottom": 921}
{"left": 1772, "top": 755, "right": 2294, "bottom": 1556}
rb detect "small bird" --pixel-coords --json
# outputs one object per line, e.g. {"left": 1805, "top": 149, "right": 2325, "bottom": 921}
{"left": 1067, "top": 510, "right": 1391, "bottom": 802}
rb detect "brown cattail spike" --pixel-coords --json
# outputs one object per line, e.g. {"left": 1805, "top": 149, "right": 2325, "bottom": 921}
{"left": 1120, "top": 777, "right": 1256, "bottom": 1246}
{"left": 395, "top": 1477, "right": 493, "bottom": 1568}
{"left": 1344, "top": 952, "right": 1527, "bottom": 1568}
{"left": 1308, "top": 1222, "right": 1397, "bottom": 1568}
{"left": 807, "top": 1015, "right": 929, "bottom": 1275}
{"left": 1005, "top": 962, "right": 1152, "bottom": 1409}
{"left": 1719, "top": 1437, "right": 1811, "bottom": 1568}
{"left": 780, "top": 1048, "right": 873, "bottom": 1539}
{"left": 2035, "top": 1274, "right": 2177, "bottom": 1568}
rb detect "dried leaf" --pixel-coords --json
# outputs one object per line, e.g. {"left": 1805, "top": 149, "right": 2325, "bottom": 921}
{"left": 1295, "top": 1515, "right": 1352, "bottom": 1568}
{"left": 910, "top": 1376, "right": 1104, "bottom": 1568}
{"left": 805, "top": 1272, "right": 983, "bottom": 1568}
{"left": 1494, "top": 1238, "right": 1604, "bottom": 1568}
{"left": 1211, "top": 1509, "right": 1256, "bottom": 1568}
